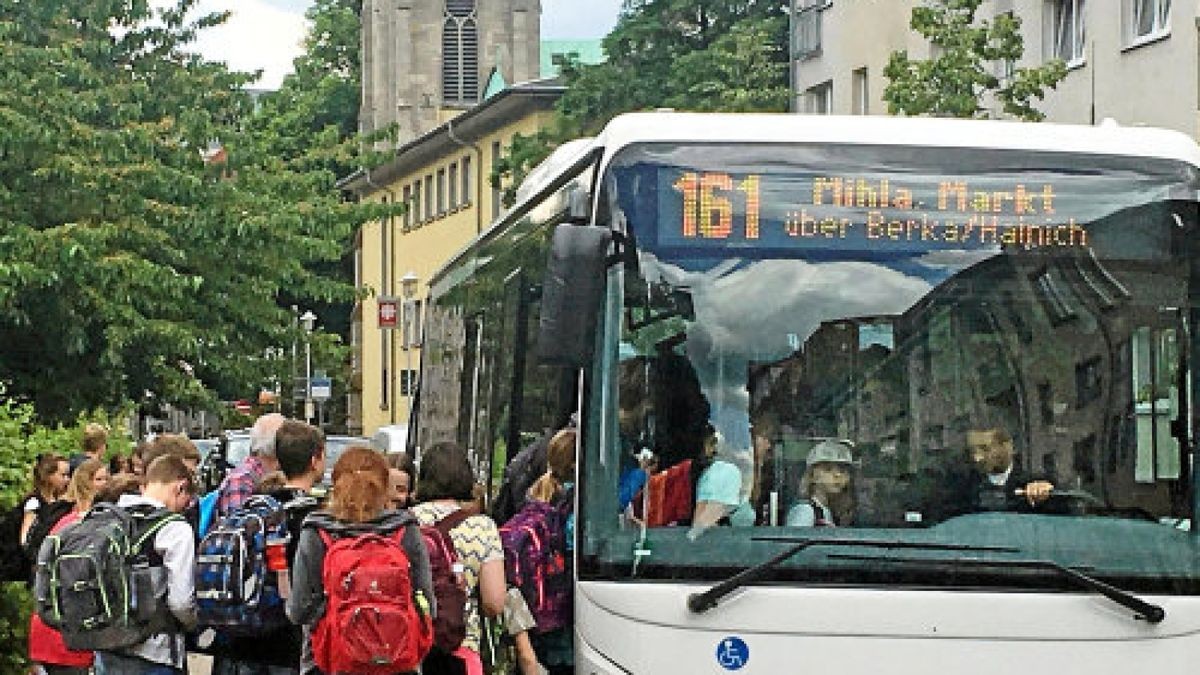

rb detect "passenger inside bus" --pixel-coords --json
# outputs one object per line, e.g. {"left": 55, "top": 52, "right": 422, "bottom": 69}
{"left": 623, "top": 352, "right": 758, "bottom": 531}
{"left": 748, "top": 413, "right": 779, "bottom": 523}
{"left": 692, "top": 423, "right": 754, "bottom": 533}
{"left": 784, "top": 439, "right": 857, "bottom": 527}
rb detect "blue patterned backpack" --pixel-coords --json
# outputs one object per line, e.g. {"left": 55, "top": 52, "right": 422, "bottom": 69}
{"left": 194, "top": 494, "right": 289, "bottom": 635}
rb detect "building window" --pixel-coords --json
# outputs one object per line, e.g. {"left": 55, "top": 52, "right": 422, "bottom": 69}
{"left": 443, "top": 0, "right": 479, "bottom": 104}
{"left": 437, "top": 168, "right": 446, "bottom": 215}
{"left": 851, "top": 67, "right": 868, "bottom": 115}
{"left": 994, "top": 56, "right": 1015, "bottom": 85}
{"left": 1031, "top": 267, "right": 1078, "bottom": 324}
{"left": 381, "top": 365, "right": 390, "bottom": 409}
{"left": 805, "top": 80, "right": 832, "bottom": 114}
{"left": 1075, "top": 355, "right": 1103, "bottom": 408}
{"left": 1131, "top": 326, "right": 1181, "bottom": 481}
{"left": 994, "top": 12, "right": 1016, "bottom": 83}
{"left": 412, "top": 182, "right": 422, "bottom": 225}
{"left": 462, "top": 155, "right": 472, "bottom": 203}
{"left": 794, "top": 0, "right": 828, "bottom": 59}
{"left": 491, "top": 140, "right": 502, "bottom": 218}
{"left": 1046, "top": 0, "right": 1085, "bottom": 65}
{"left": 379, "top": 196, "right": 389, "bottom": 291}
{"left": 449, "top": 163, "right": 459, "bottom": 208}
{"left": 354, "top": 243, "right": 362, "bottom": 288}
{"left": 424, "top": 175, "right": 434, "bottom": 220}
{"left": 407, "top": 299, "right": 424, "bottom": 348}
{"left": 402, "top": 185, "right": 412, "bottom": 229}
{"left": 400, "top": 369, "right": 417, "bottom": 397}
{"left": 1123, "top": 0, "right": 1170, "bottom": 46}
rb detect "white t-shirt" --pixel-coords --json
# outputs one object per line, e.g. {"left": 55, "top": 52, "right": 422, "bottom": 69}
{"left": 23, "top": 496, "right": 40, "bottom": 513}
{"left": 987, "top": 464, "right": 1014, "bottom": 487}
{"left": 786, "top": 498, "right": 834, "bottom": 527}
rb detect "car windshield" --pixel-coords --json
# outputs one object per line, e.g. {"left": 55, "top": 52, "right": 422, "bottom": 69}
{"left": 579, "top": 142, "right": 1200, "bottom": 593}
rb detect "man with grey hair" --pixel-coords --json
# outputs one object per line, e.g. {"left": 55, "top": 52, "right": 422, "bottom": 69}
{"left": 215, "top": 412, "right": 285, "bottom": 516}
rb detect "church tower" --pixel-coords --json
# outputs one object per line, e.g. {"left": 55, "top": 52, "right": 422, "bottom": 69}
{"left": 361, "top": 0, "right": 542, "bottom": 145}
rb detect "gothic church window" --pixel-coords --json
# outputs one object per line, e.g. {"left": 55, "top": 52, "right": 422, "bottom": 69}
{"left": 443, "top": 0, "right": 480, "bottom": 104}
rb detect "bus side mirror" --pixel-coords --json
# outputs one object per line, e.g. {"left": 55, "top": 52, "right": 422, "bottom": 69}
{"left": 537, "top": 224, "right": 612, "bottom": 367}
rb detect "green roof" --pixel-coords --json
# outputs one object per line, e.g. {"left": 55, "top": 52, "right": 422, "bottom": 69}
{"left": 540, "top": 39, "right": 605, "bottom": 78}
{"left": 483, "top": 68, "right": 508, "bottom": 100}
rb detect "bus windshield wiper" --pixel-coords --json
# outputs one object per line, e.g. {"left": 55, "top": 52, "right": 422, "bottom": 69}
{"left": 828, "top": 554, "right": 1165, "bottom": 624}
{"left": 686, "top": 537, "right": 1018, "bottom": 614}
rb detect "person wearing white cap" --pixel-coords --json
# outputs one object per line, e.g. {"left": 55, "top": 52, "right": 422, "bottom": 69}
{"left": 785, "top": 439, "right": 856, "bottom": 527}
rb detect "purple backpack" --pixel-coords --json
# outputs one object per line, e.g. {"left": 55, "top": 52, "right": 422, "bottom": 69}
{"left": 499, "top": 499, "right": 572, "bottom": 633}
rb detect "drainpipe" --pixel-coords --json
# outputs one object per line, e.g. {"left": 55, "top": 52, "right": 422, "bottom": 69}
{"left": 447, "top": 117, "right": 485, "bottom": 235}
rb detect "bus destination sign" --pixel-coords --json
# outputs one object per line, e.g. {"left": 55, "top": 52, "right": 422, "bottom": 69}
{"left": 663, "top": 171, "right": 1090, "bottom": 251}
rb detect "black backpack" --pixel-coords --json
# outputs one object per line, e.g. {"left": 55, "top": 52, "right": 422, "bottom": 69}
{"left": 0, "top": 500, "right": 28, "bottom": 582}
{"left": 23, "top": 499, "right": 74, "bottom": 562}
{"left": 0, "top": 497, "right": 73, "bottom": 584}
{"left": 35, "top": 502, "right": 183, "bottom": 651}
{"left": 491, "top": 432, "right": 550, "bottom": 525}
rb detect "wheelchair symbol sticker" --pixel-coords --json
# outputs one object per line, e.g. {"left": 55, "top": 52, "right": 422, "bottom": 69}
{"left": 716, "top": 636, "right": 749, "bottom": 671}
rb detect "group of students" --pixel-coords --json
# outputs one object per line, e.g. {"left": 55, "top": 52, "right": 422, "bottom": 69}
{"left": 15, "top": 415, "right": 579, "bottom": 675}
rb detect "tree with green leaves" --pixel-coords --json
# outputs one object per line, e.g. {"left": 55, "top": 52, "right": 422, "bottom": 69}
{"left": 883, "top": 0, "right": 1067, "bottom": 121}
{"left": 0, "top": 0, "right": 392, "bottom": 424}
{"left": 250, "top": 0, "right": 365, "bottom": 178}
{"left": 494, "top": 0, "right": 790, "bottom": 204}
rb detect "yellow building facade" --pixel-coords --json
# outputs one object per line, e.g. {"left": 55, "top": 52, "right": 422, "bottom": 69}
{"left": 344, "top": 81, "right": 564, "bottom": 436}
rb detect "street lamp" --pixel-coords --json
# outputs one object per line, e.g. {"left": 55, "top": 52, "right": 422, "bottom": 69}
{"left": 401, "top": 271, "right": 419, "bottom": 418}
{"left": 300, "top": 310, "right": 317, "bottom": 424}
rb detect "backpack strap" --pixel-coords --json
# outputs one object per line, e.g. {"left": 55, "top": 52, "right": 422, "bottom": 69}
{"left": 809, "top": 498, "right": 833, "bottom": 528}
{"left": 317, "top": 527, "right": 334, "bottom": 549}
{"left": 129, "top": 507, "right": 184, "bottom": 558}
{"left": 433, "top": 508, "right": 473, "bottom": 537}
{"left": 281, "top": 495, "right": 318, "bottom": 512}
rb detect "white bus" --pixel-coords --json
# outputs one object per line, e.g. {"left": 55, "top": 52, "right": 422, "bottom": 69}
{"left": 412, "top": 112, "right": 1200, "bottom": 674}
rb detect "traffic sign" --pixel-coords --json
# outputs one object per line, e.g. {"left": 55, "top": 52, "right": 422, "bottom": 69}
{"left": 311, "top": 377, "right": 332, "bottom": 401}
{"left": 378, "top": 296, "right": 400, "bottom": 329}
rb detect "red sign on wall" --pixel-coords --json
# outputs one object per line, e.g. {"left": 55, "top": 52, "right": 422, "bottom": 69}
{"left": 378, "top": 296, "right": 399, "bottom": 329}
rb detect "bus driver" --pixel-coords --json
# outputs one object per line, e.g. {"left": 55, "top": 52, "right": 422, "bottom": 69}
{"left": 964, "top": 426, "right": 1054, "bottom": 512}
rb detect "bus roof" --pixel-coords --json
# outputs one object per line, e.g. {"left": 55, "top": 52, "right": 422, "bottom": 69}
{"left": 595, "top": 112, "right": 1200, "bottom": 168}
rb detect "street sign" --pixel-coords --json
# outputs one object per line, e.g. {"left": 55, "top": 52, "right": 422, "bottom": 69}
{"left": 311, "top": 377, "right": 332, "bottom": 401}
{"left": 378, "top": 296, "right": 400, "bottom": 329}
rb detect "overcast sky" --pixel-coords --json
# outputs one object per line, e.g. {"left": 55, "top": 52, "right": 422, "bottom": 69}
{"left": 183, "top": 0, "right": 622, "bottom": 89}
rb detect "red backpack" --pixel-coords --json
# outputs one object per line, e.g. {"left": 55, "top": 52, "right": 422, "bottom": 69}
{"left": 419, "top": 509, "right": 473, "bottom": 653}
{"left": 312, "top": 526, "right": 433, "bottom": 674}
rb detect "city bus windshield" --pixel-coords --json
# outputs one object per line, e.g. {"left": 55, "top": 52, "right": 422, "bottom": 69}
{"left": 579, "top": 142, "right": 1200, "bottom": 593}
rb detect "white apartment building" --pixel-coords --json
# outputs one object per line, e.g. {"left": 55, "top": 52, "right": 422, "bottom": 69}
{"left": 791, "top": 0, "right": 1196, "bottom": 136}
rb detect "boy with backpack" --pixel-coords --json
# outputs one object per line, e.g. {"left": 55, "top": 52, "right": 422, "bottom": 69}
{"left": 202, "top": 419, "right": 324, "bottom": 674}
{"left": 37, "top": 454, "right": 197, "bottom": 675}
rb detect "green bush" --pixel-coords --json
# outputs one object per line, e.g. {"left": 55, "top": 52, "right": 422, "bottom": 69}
{"left": 0, "top": 389, "right": 129, "bottom": 670}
